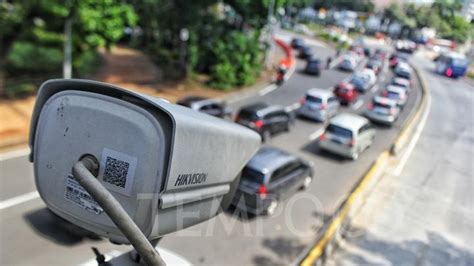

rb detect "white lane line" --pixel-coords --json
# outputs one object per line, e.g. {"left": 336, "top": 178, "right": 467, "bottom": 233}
{"left": 393, "top": 90, "right": 432, "bottom": 176}
{"left": 351, "top": 99, "right": 364, "bottom": 110}
{"left": 259, "top": 84, "right": 278, "bottom": 96}
{"left": 0, "top": 147, "right": 30, "bottom": 161}
{"left": 285, "top": 102, "right": 301, "bottom": 112}
{"left": 0, "top": 191, "right": 40, "bottom": 210}
{"left": 309, "top": 128, "right": 324, "bottom": 141}
{"left": 371, "top": 84, "right": 379, "bottom": 93}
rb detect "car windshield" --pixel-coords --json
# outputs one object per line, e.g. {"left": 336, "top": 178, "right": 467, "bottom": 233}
{"left": 327, "top": 124, "right": 353, "bottom": 138}
{"left": 241, "top": 167, "right": 265, "bottom": 184}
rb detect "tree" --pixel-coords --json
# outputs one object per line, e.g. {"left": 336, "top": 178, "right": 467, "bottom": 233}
{"left": 1, "top": 0, "right": 137, "bottom": 97}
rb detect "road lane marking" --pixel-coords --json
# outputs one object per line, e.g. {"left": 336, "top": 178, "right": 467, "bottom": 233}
{"left": 393, "top": 88, "right": 432, "bottom": 176}
{"left": 285, "top": 102, "right": 301, "bottom": 112}
{"left": 0, "top": 191, "right": 40, "bottom": 210}
{"left": 309, "top": 128, "right": 324, "bottom": 141}
{"left": 259, "top": 84, "right": 278, "bottom": 96}
{"left": 351, "top": 99, "right": 364, "bottom": 110}
{"left": 0, "top": 147, "right": 30, "bottom": 161}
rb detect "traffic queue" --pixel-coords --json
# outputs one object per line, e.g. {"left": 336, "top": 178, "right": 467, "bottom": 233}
{"left": 175, "top": 37, "right": 415, "bottom": 216}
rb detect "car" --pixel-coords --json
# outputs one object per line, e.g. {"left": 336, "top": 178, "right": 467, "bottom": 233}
{"left": 361, "top": 68, "right": 377, "bottom": 85}
{"left": 395, "top": 40, "right": 417, "bottom": 54}
{"left": 374, "top": 48, "right": 388, "bottom": 60}
{"left": 382, "top": 85, "right": 408, "bottom": 108}
{"left": 235, "top": 102, "right": 291, "bottom": 141}
{"left": 366, "top": 58, "right": 383, "bottom": 74}
{"left": 349, "top": 72, "right": 371, "bottom": 93}
{"left": 291, "top": 38, "right": 305, "bottom": 49}
{"left": 365, "top": 96, "right": 400, "bottom": 125}
{"left": 304, "top": 58, "right": 322, "bottom": 75}
{"left": 298, "top": 46, "right": 313, "bottom": 59}
{"left": 232, "top": 147, "right": 313, "bottom": 215}
{"left": 338, "top": 55, "right": 357, "bottom": 72}
{"left": 297, "top": 88, "right": 340, "bottom": 122}
{"left": 176, "top": 96, "right": 231, "bottom": 118}
{"left": 333, "top": 82, "right": 358, "bottom": 105}
{"left": 391, "top": 77, "right": 411, "bottom": 93}
{"left": 319, "top": 113, "right": 376, "bottom": 160}
{"left": 389, "top": 53, "right": 408, "bottom": 69}
{"left": 394, "top": 62, "right": 412, "bottom": 79}
{"left": 363, "top": 47, "right": 372, "bottom": 57}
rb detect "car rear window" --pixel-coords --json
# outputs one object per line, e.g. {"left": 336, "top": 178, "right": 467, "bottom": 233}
{"left": 327, "top": 124, "right": 353, "bottom": 138}
{"left": 306, "top": 95, "right": 322, "bottom": 103}
{"left": 238, "top": 109, "right": 259, "bottom": 121}
{"left": 374, "top": 102, "right": 391, "bottom": 109}
{"left": 387, "top": 91, "right": 400, "bottom": 99}
{"left": 308, "top": 61, "right": 320, "bottom": 68}
{"left": 241, "top": 167, "right": 265, "bottom": 184}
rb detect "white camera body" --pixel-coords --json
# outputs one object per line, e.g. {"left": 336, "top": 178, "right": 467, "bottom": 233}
{"left": 30, "top": 79, "right": 260, "bottom": 244}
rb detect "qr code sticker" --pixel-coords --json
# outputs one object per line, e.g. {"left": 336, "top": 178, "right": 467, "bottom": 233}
{"left": 103, "top": 156, "right": 130, "bottom": 188}
{"left": 99, "top": 148, "right": 137, "bottom": 196}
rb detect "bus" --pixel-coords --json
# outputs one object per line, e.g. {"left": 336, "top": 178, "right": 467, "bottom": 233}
{"left": 435, "top": 52, "right": 470, "bottom": 78}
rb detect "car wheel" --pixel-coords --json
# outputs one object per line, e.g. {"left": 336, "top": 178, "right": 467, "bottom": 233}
{"left": 351, "top": 151, "right": 359, "bottom": 160}
{"left": 262, "top": 130, "right": 271, "bottom": 142}
{"left": 301, "top": 176, "right": 313, "bottom": 190}
{"left": 265, "top": 200, "right": 279, "bottom": 216}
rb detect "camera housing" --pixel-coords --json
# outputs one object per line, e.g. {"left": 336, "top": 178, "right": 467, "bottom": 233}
{"left": 30, "top": 79, "right": 260, "bottom": 243}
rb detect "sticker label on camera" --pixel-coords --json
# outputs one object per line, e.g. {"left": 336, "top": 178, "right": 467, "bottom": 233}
{"left": 98, "top": 148, "right": 137, "bottom": 196}
{"left": 64, "top": 174, "right": 103, "bottom": 215}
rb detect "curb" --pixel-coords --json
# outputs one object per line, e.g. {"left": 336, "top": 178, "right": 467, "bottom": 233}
{"left": 295, "top": 61, "right": 431, "bottom": 266}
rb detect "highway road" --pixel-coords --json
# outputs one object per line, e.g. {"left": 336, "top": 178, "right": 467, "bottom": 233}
{"left": 0, "top": 32, "right": 422, "bottom": 265}
{"left": 328, "top": 52, "right": 474, "bottom": 265}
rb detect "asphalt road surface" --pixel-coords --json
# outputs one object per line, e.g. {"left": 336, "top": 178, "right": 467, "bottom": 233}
{"left": 328, "top": 52, "right": 474, "bottom": 265}
{"left": 0, "top": 32, "right": 422, "bottom": 265}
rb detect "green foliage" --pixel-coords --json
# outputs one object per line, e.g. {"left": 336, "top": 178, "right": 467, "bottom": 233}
{"left": 208, "top": 31, "right": 263, "bottom": 89}
{"left": 386, "top": 0, "right": 473, "bottom": 43}
{"left": 313, "top": 0, "right": 374, "bottom": 13}
{"left": 74, "top": 50, "right": 100, "bottom": 77}
{"left": 4, "top": 82, "right": 37, "bottom": 98}
{"left": 6, "top": 41, "right": 63, "bottom": 74}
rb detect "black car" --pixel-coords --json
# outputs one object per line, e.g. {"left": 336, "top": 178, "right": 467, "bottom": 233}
{"left": 235, "top": 102, "right": 291, "bottom": 141}
{"left": 177, "top": 96, "right": 231, "bottom": 118}
{"left": 291, "top": 38, "right": 305, "bottom": 49}
{"left": 298, "top": 46, "right": 313, "bottom": 59}
{"left": 232, "top": 147, "right": 313, "bottom": 215}
{"left": 304, "top": 58, "right": 322, "bottom": 75}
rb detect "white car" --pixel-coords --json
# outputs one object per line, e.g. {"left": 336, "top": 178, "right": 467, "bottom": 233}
{"left": 382, "top": 85, "right": 408, "bottom": 107}
{"left": 391, "top": 77, "right": 411, "bottom": 93}
{"left": 360, "top": 68, "right": 377, "bottom": 86}
{"left": 394, "top": 62, "right": 412, "bottom": 79}
{"left": 319, "top": 113, "right": 376, "bottom": 160}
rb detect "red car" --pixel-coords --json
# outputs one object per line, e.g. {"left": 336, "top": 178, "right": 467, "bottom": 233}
{"left": 333, "top": 82, "right": 359, "bottom": 105}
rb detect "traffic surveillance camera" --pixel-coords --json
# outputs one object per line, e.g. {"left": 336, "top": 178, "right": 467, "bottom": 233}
{"left": 29, "top": 79, "right": 261, "bottom": 244}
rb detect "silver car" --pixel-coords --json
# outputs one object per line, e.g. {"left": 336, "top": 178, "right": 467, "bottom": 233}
{"left": 319, "top": 113, "right": 376, "bottom": 160}
{"left": 382, "top": 85, "right": 408, "bottom": 107}
{"left": 391, "top": 77, "right": 411, "bottom": 93}
{"left": 365, "top": 96, "right": 400, "bottom": 125}
{"left": 297, "top": 88, "right": 340, "bottom": 122}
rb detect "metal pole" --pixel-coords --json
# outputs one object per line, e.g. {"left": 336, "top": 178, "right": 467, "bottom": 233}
{"left": 72, "top": 156, "right": 166, "bottom": 266}
{"left": 265, "top": 0, "right": 276, "bottom": 69}
{"left": 63, "top": 18, "right": 72, "bottom": 79}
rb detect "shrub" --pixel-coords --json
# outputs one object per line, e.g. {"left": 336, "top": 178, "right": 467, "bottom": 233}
{"left": 7, "top": 41, "right": 62, "bottom": 74}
